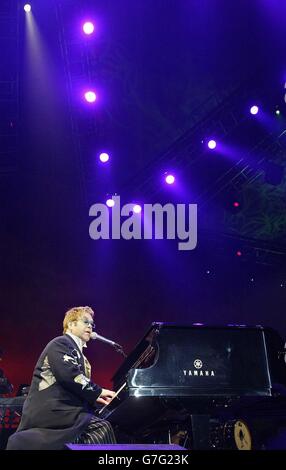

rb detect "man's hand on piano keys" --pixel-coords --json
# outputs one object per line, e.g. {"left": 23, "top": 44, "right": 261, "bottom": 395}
{"left": 96, "top": 388, "right": 116, "bottom": 406}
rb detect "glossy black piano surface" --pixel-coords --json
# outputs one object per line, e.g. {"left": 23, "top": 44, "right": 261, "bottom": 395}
{"left": 112, "top": 323, "right": 286, "bottom": 398}
{"left": 103, "top": 323, "right": 286, "bottom": 445}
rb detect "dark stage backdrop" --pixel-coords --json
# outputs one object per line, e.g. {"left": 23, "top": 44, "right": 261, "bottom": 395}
{"left": 2, "top": 239, "right": 286, "bottom": 393}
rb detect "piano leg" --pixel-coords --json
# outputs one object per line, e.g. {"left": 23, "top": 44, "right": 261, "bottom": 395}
{"left": 190, "top": 415, "right": 211, "bottom": 450}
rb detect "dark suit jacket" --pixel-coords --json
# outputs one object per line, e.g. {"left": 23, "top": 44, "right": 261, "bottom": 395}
{"left": 7, "top": 334, "right": 102, "bottom": 450}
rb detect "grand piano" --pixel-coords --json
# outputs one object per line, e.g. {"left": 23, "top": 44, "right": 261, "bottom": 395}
{"left": 102, "top": 323, "right": 286, "bottom": 449}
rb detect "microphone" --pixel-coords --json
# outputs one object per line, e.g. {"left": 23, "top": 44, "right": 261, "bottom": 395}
{"left": 90, "top": 332, "right": 127, "bottom": 357}
{"left": 90, "top": 331, "right": 119, "bottom": 348}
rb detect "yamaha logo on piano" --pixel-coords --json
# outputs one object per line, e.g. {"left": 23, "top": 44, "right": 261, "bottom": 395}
{"left": 193, "top": 359, "right": 203, "bottom": 369}
{"left": 183, "top": 359, "right": 215, "bottom": 377}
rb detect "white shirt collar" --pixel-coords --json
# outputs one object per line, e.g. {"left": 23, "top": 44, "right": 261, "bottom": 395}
{"left": 66, "top": 333, "right": 87, "bottom": 353}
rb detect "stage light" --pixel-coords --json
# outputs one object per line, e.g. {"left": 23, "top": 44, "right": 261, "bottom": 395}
{"left": 83, "top": 22, "right": 95, "bottom": 35}
{"left": 233, "top": 201, "right": 240, "bottom": 208}
{"left": 236, "top": 250, "right": 242, "bottom": 257}
{"left": 250, "top": 105, "right": 259, "bottom": 115}
{"left": 106, "top": 198, "right": 115, "bottom": 207}
{"left": 84, "top": 91, "right": 96, "bottom": 103}
{"left": 99, "top": 152, "right": 110, "bottom": 163}
{"left": 275, "top": 109, "right": 281, "bottom": 116}
{"left": 133, "top": 204, "right": 142, "bottom": 214}
{"left": 24, "top": 4, "right": 31, "bottom": 12}
{"left": 207, "top": 139, "right": 217, "bottom": 150}
{"left": 165, "top": 174, "right": 175, "bottom": 185}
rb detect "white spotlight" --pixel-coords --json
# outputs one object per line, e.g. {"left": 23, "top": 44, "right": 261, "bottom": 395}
{"left": 24, "top": 4, "right": 32, "bottom": 12}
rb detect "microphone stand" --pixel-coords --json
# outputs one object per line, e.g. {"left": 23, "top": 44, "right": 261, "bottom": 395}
{"left": 113, "top": 343, "right": 127, "bottom": 358}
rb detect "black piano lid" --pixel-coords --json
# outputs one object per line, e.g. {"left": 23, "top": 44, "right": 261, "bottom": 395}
{"left": 112, "top": 322, "right": 162, "bottom": 383}
{"left": 112, "top": 322, "right": 286, "bottom": 394}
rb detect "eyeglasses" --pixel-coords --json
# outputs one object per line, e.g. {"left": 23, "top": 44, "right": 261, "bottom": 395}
{"left": 80, "top": 319, "right": 95, "bottom": 330}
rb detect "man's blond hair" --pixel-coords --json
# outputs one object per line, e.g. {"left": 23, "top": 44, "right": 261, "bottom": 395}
{"left": 63, "top": 306, "right": 94, "bottom": 334}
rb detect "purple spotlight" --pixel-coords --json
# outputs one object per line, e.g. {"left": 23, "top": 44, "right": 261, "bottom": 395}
{"left": 165, "top": 174, "right": 175, "bottom": 185}
{"left": 24, "top": 4, "right": 31, "bottom": 12}
{"left": 83, "top": 22, "right": 95, "bottom": 35}
{"left": 99, "top": 152, "right": 110, "bottom": 163}
{"left": 106, "top": 198, "right": 115, "bottom": 208}
{"left": 250, "top": 105, "right": 259, "bottom": 115}
{"left": 133, "top": 204, "right": 142, "bottom": 214}
{"left": 207, "top": 139, "right": 217, "bottom": 150}
{"left": 84, "top": 91, "right": 96, "bottom": 103}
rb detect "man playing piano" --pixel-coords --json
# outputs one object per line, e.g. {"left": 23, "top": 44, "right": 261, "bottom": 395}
{"left": 7, "top": 306, "right": 116, "bottom": 450}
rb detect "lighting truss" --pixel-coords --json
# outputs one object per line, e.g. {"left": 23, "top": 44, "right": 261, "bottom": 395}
{"left": 0, "top": 0, "right": 20, "bottom": 174}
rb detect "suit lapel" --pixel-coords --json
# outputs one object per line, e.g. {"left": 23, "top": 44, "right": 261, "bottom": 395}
{"left": 64, "top": 335, "right": 86, "bottom": 375}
